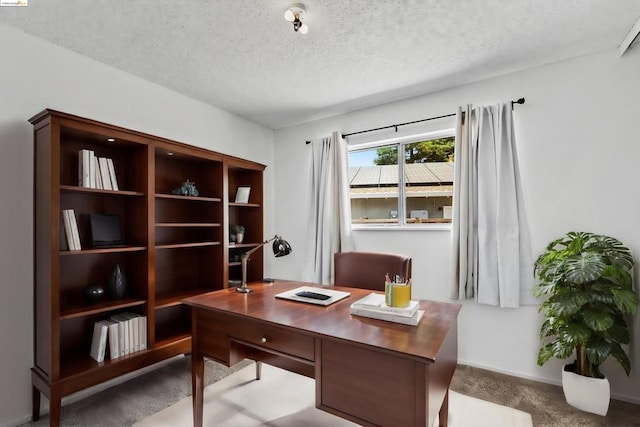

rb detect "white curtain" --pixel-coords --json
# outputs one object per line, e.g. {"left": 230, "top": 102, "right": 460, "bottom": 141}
{"left": 450, "top": 103, "right": 535, "bottom": 307}
{"left": 308, "top": 131, "right": 353, "bottom": 284}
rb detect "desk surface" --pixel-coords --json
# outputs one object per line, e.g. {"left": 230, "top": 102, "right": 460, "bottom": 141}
{"left": 184, "top": 281, "right": 461, "bottom": 364}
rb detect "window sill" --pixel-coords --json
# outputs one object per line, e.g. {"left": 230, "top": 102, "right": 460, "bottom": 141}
{"left": 352, "top": 223, "right": 452, "bottom": 232}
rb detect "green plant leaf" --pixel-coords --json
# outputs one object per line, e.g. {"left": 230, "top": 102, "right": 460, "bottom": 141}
{"left": 539, "top": 318, "right": 554, "bottom": 338}
{"left": 609, "top": 343, "right": 632, "bottom": 376}
{"left": 606, "top": 323, "right": 630, "bottom": 345}
{"left": 559, "top": 322, "right": 591, "bottom": 345}
{"left": 601, "top": 265, "right": 632, "bottom": 288}
{"left": 533, "top": 282, "right": 556, "bottom": 297}
{"left": 537, "top": 343, "right": 555, "bottom": 366}
{"left": 548, "top": 292, "right": 589, "bottom": 317}
{"left": 582, "top": 309, "right": 614, "bottom": 331}
{"left": 586, "top": 338, "right": 611, "bottom": 366}
{"left": 551, "top": 338, "right": 574, "bottom": 360}
{"left": 611, "top": 289, "right": 639, "bottom": 315}
{"left": 564, "top": 253, "right": 605, "bottom": 284}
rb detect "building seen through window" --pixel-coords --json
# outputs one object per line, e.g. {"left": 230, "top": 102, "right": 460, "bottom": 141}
{"left": 348, "top": 132, "right": 454, "bottom": 226}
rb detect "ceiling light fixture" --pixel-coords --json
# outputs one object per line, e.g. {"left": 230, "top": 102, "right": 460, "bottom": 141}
{"left": 284, "top": 3, "right": 308, "bottom": 34}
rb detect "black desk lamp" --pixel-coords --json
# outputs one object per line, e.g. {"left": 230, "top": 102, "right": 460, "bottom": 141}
{"left": 237, "top": 235, "right": 292, "bottom": 293}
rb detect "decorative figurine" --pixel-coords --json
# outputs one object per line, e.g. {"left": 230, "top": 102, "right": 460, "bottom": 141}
{"left": 172, "top": 180, "right": 199, "bottom": 196}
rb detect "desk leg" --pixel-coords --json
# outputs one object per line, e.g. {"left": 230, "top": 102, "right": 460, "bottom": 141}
{"left": 192, "top": 353, "right": 204, "bottom": 427}
{"left": 438, "top": 389, "right": 449, "bottom": 427}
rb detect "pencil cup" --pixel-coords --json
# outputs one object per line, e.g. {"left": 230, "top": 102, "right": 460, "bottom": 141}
{"left": 385, "top": 282, "right": 411, "bottom": 308}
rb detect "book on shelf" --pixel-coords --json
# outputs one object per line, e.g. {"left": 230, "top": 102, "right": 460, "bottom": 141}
{"left": 89, "top": 320, "right": 109, "bottom": 362}
{"left": 78, "top": 149, "right": 87, "bottom": 187}
{"left": 110, "top": 313, "right": 130, "bottom": 355}
{"left": 62, "top": 210, "right": 74, "bottom": 250}
{"left": 104, "top": 319, "right": 120, "bottom": 360}
{"left": 78, "top": 149, "right": 97, "bottom": 188}
{"left": 124, "top": 312, "right": 140, "bottom": 352}
{"left": 350, "top": 293, "right": 419, "bottom": 317}
{"left": 106, "top": 158, "right": 119, "bottom": 191}
{"left": 98, "top": 157, "right": 112, "bottom": 190}
{"left": 89, "top": 150, "right": 96, "bottom": 188}
{"left": 68, "top": 209, "right": 81, "bottom": 250}
{"left": 61, "top": 209, "right": 81, "bottom": 250}
{"left": 95, "top": 156, "right": 104, "bottom": 189}
{"left": 139, "top": 315, "right": 147, "bottom": 350}
{"left": 59, "top": 211, "right": 69, "bottom": 251}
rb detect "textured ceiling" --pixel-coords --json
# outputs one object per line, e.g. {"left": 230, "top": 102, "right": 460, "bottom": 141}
{"left": 1, "top": 1, "right": 639, "bottom": 129}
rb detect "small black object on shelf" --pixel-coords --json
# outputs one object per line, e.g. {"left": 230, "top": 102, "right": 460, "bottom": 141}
{"left": 109, "top": 263, "right": 127, "bottom": 299}
{"left": 84, "top": 285, "right": 105, "bottom": 303}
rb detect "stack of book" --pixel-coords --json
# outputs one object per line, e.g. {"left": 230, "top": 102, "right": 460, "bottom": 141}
{"left": 78, "top": 149, "right": 119, "bottom": 190}
{"left": 350, "top": 293, "right": 424, "bottom": 326}
{"left": 90, "top": 312, "right": 147, "bottom": 362}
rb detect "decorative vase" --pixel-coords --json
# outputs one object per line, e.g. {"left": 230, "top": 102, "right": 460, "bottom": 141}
{"left": 562, "top": 364, "right": 610, "bottom": 416}
{"left": 84, "top": 285, "right": 104, "bottom": 304}
{"left": 109, "top": 263, "right": 127, "bottom": 299}
{"left": 236, "top": 233, "right": 244, "bottom": 243}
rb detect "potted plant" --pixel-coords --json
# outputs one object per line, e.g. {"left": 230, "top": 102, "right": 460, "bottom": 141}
{"left": 231, "top": 225, "right": 245, "bottom": 243}
{"left": 534, "top": 231, "right": 637, "bottom": 415}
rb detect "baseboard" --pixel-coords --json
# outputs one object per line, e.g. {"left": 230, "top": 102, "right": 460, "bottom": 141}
{"left": 457, "top": 359, "right": 640, "bottom": 405}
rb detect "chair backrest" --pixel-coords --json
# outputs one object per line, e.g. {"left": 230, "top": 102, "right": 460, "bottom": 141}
{"left": 334, "top": 251, "right": 412, "bottom": 291}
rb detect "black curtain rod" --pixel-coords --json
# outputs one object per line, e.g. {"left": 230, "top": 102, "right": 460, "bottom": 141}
{"left": 321, "top": 97, "right": 525, "bottom": 140}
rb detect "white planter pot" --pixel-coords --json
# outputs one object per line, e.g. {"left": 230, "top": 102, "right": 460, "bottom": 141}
{"left": 562, "top": 365, "right": 610, "bottom": 416}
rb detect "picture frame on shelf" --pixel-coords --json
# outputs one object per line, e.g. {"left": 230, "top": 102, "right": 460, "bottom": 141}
{"left": 235, "top": 186, "right": 251, "bottom": 203}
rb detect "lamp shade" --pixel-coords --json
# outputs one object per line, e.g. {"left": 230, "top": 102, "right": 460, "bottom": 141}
{"left": 272, "top": 237, "right": 292, "bottom": 257}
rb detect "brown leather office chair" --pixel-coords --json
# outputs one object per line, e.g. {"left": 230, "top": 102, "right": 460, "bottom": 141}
{"left": 334, "top": 251, "right": 412, "bottom": 291}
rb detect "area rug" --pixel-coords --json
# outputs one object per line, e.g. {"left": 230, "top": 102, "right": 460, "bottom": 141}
{"left": 134, "top": 364, "right": 532, "bottom": 427}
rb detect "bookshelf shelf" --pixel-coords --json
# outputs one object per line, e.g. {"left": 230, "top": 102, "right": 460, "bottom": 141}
{"left": 60, "top": 297, "right": 146, "bottom": 320}
{"left": 228, "top": 202, "right": 260, "bottom": 208}
{"left": 155, "top": 241, "right": 220, "bottom": 250}
{"left": 60, "top": 185, "right": 145, "bottom": 197}
{"left": 59, "top": 246, "right": 147, "bottom": 256}
{"left": 155, "top": 222, "right": 221, "bottom": 228}
{"left": 31, "top": 109, "right": 264, "bottom": 427}
{"left": 155, "top": 193, "right": 221, "bottom": 202}
{"left": 155, "top": 289, "right": 208, "bottom": 309}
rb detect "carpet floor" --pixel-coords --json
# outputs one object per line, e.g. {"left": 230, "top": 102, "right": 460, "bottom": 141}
{"left": 19, "top": 356, "right": 640, "bottom": 426}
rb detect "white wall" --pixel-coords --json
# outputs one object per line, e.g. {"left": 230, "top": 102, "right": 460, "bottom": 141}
{"left": 271, "top": 47, "right": 640, "bottom": 403}
{"left": 0, "top": 23, "right": 274, "bottom": 427}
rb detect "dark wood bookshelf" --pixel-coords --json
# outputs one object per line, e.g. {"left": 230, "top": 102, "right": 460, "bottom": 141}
{"left": 30, "top": 109, "right": 265, "bottom": 427}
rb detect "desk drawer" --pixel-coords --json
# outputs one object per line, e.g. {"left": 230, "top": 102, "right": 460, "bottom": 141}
{"left": 195, "top": 309, "right": 314, "bottom": 362}
{"left": 229, "top": 316, "right": 315, "bottom": 362}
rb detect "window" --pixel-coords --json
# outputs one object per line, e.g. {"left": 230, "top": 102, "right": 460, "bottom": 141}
{"left": 348, "top": 130, "right": 455, "bottom": 226}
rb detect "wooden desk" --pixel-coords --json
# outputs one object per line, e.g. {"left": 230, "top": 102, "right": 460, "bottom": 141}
{"left": 183, "top": 281, "right": 461, "bottom": 427}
